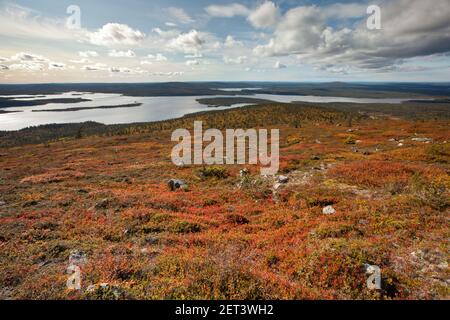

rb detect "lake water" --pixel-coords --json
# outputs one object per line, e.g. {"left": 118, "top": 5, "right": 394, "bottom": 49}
{"left": 0, "top": 91, "right": 411, "bottom": 131}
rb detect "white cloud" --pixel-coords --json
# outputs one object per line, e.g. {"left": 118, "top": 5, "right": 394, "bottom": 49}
{"left": 150, "top": 71, "right": 184, "bottom": 77}
{"left": 317, "top": 64, "right": 349, "bottom": 75}
{"left": 70, "top": 58, "right": 92, "bottom": 64}
{"left": 167, "top": 30, "right": 205, "bottom": 54}
{"left": 109, "top": 66, "right": 131, "bottom": 73}
{"left": 223, "top": 56, "right": 247, "bottom": 64}
{"left": 167, "top": 7, "right": 194, "bottom": 24}
{"left": 254, "top": 0, "right": 450, "bottom": 72}
{"left": 205, "top": 3, "right": 250, "bottom": 17}
{"left": 9, "top": 62, "right": 44, "bottom": 71}
{"left": 140, "top": 60, "right": 153, "bottom": 65}
{"left": 11, "top": 52, "right": 48, "bottom": 62}
{"left": 88, "top": 23, "right": 145, "bottom": 46}
{"left": 79, "top": 51, "right": 98, "bottom": 58}
{"left": 248, "top": 1, "right": 279, "bottom": 29}
{"left": 82, "top": 63, "right": 108, "bottom": 71}
{"left": 108, "top": 49, "right": 136, "bottom": 58}
{"left": 224, "top": 35, "right": 243, "bottom": 48}
{"left": 322, "top": 3, "right": 368, "bottom": 19}
{"left": 48, "top": 62, "right": 66, "bottom": 70}
{"left": 0, "top": 4, "right": 81, "bottom": 41}
{"left": 152, "top": 27, "right": 180, "bottom": 38}
{"left": 0, "top": 65, "right": 9, "bottom": 70}
{"left": 185, "top": 53, "right": 203, "bottom": 58}
{"left": 165, "top": 22, "right": 177, "bottom": 27}
{"left": 147, "top": 53, "right": 168, "bottom": 61}
{"left": 274, "top": 61, "right": 286, "bottom": 69}
{"left": 186, "top": 59, "right": 200, "bottom": 66}
{"left": 0, "top": 57, "right": 10, "bottom": 62}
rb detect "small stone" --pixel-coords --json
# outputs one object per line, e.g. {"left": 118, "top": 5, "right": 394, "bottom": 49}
{"left": 273, "top": 183, "right": 282, "bottom": 190}
{"left": 239, "top": 168, "right": 250, "bottom": 177}
{"left": 311, "top": 155, "right": 321, "bottom": 160}
{"left": 398, "top": 143, "right": 404, "bottom": 147}
{"left": 412, "top": 137, "right": 433, "bottom": 143}
{"left": 315, "top": 139, "right": 322, "bottom": 144}
{"left": 86, "top": 285, "right": 97, "bottom": 293}
{"left": 140, "top": 248, "right": 149, "bottom": 254}
{"left": 0, "top": 201, "right": 5, "bottom": 206}
{"left": 168, "top": 179, "right": 187, "bottom": 191}
{"left": 322, "top": 205, "right": 336, "bottom": 215}
{"left": 277, "top": 175, "right": 289, "bottom": 184}
{"left": 69, "top": 250, "right": 87, "bottom": 265}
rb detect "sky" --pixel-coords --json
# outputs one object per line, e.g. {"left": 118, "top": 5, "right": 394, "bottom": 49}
{"left": 0, "top": 0, "right": 449, "bottom": 83}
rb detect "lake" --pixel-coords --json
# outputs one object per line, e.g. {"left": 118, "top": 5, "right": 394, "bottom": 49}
{"left": 0, "top": 91, "right": 412, "bottom": 131}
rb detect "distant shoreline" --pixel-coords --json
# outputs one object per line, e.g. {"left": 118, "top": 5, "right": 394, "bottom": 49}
{"left": 0, "top": 97, "right": 91, "bottom": 109}
{"left": 32, "top": 102, "right": 143, "bottom": 112}
{"left": 0, "top": 110, "right": 22, "bottom": 114}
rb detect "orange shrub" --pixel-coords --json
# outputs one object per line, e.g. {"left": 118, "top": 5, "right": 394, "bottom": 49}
{"left": 328, "top": 160, "right": 443, "bottom": 188}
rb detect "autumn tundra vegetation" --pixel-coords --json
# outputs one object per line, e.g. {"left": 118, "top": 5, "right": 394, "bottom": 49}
{"left": 0, "top": 102, "right": 448, "bottom": 300}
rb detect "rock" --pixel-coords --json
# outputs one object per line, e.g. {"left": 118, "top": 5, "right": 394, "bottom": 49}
{"left": 397, "top": 143, "right": 404, "bottom": 147}
{"left": 388, "top": 138, "right": 397, "bottom": 142}
{"left": 277, "top": 175, "right": 289, "bottom": 184}
{"left": 85, "top": 283, "right": 128, "bottom": 300}
{"left": 412, "top": 137, "right": 433, "bottom": 143}
{"left": 0, "top": 201, "right": 5, "bottom": 206}
{"left": 315, "top": 139, "right": 322, "bottom": 144}
{"left": 86, "top": 284, "right": 97, "bottom": 293}
{"left": 69, "top": 250, "right": 87, "bottom": 265}
{"left": 273, "top": 183, "right": 282, "bottom": 190}
{"left": 311, "top": 155, "right": 321, "bottom": 160}
{"left": 322, "top": 205, "right": 336, "bottom": 215}
{"left": 168, "top": 179, "right": 187, "bottom": 191}
{"left": 239, "top": 168, "right": 250, "bottom": 177}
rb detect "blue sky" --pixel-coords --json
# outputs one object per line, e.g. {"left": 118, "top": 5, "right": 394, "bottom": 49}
{"left": 0, "top": 0, "right": 449, "bottom": 83}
